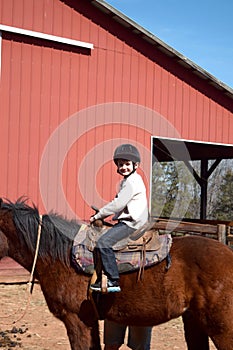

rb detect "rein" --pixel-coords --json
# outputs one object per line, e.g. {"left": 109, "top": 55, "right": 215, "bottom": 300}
{"left": 0, "top": 214, "right": 43, "bottom": 324}
{"left": 27, "top": 214, "right": 43, "bottom": 294}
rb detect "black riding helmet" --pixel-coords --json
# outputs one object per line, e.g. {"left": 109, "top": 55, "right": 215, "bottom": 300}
{"left": 113, "top": 144, "right": 141, "bottom": 164}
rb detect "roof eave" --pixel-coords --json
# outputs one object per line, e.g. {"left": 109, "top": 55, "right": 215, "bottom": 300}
{"left": 92, "top": 0, "right": 233, "bottom": 99}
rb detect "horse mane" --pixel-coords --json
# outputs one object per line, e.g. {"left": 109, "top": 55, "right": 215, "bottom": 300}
{"left": 1, "top": 198, "right": 81, "bottom": 266}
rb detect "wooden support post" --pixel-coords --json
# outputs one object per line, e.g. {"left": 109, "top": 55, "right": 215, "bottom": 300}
{"left": 217, "top": 224, "right": 226, "bottom": 245}
{"left": 200, "top": 159, "right": 208, "bottom": 220}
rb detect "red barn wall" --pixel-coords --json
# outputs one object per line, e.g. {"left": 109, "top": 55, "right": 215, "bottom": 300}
{"left": 0, "top": 0, "right": 232, "bottom": 220}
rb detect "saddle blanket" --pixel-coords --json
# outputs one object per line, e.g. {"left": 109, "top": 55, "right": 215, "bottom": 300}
{"left": 72, "top": 228, "right": 172, "bottom": 274}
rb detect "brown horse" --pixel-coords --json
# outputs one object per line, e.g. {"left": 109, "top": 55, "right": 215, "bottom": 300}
{"left": 0, "top": 198, "right": 232, "bottom": 350}
{"left": 0, "top": 230, "right": 8, "bottom": 259}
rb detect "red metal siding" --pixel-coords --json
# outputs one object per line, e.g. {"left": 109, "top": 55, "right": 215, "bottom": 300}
{"left": 0, "top": 0, "right": 233, "bottom": 220}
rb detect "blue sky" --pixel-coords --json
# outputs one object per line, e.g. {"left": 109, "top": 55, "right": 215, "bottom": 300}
{"left": 107, "top": 0, "right": 233, "bottom": 89}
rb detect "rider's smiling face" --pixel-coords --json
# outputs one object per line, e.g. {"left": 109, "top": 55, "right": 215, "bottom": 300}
{"left": 117, "top": 159, "right": 138, "bottom": 177}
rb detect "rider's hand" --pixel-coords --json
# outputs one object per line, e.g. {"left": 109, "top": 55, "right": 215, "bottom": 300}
{"left": 90, "top": 215, "right": 96, "bottom": 224}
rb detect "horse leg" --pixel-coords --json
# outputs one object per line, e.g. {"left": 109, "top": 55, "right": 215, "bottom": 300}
{"left": 90, "top": 320, "right": 102, "bottom": 350}
{"left": 182, "top": 311, "right": 209, "bottom": 350}
{"left": 61, "top": 312, "right": 101, "bottom": 350}
{"left": 211, "top": 331, "right": 233, "bottom": 350}
{"left": 205, "top": 302, "right": 233, "bottom": 350}
{"left": 104, "top": 346, "right": 120, "bottom": 350}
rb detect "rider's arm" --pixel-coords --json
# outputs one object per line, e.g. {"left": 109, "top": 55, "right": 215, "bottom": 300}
{"left": 93, "top": 179, "right": 135, "bottom": 220}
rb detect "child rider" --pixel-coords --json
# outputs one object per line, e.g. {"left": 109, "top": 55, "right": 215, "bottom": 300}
{"left": 90, "top": 143, "right": 148, "bottom": 292}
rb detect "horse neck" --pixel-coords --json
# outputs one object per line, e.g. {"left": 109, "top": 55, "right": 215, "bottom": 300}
{"left": 0, "top": 210, "right": 36, "bottom": 271}
{"left": 0, "top": 209, "right": 16, "bottom": 234}
{"left": 0, "top": 231, "right": 9, "bottom": 259}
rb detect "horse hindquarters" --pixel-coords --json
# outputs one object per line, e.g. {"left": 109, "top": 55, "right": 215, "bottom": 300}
{"left": 182, "top": 311, "right": 210, "bottom": 350}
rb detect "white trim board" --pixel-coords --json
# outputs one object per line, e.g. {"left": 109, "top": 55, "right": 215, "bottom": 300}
{"left": 0, "top": 24, "right": 94, "bottom": 50}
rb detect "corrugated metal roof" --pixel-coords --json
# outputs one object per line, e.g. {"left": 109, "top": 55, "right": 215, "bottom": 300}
{"left": 91, "top": 0, "right": 233, "bottom": 100}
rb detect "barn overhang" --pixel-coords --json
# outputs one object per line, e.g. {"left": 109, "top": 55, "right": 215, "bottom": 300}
{"left": 152, "top": 138, "right": 233, "bottom": 162}
{"left": 152, "top": 138, "right": 233, "bottom": 219}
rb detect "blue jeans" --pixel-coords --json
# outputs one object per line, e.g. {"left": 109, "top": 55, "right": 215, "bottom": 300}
{"left": 94, "top": 222, "right": 135, "bottom": 280}
{"left": 104, "top": 320, "right": 152, "bottom": 350}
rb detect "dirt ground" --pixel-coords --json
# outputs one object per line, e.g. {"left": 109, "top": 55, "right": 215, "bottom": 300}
{"left": 0, "top": 283, "right": 217, "bottom": 350}
{"left": 0, "top": 258, "right": 216, "bottom": 349}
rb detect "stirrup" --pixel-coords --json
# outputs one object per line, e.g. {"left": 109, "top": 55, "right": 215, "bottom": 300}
{"left": 101, "top": 273, "right": 108, "bottom": 293}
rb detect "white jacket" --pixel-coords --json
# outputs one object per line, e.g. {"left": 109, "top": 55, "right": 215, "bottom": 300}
{"left": 94, "top": 172, "right": 148, "bottom": 229}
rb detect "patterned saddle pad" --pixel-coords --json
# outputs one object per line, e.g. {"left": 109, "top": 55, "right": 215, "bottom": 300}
{"left": 72, "top": 224, "right": 172, "bottom": 274}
